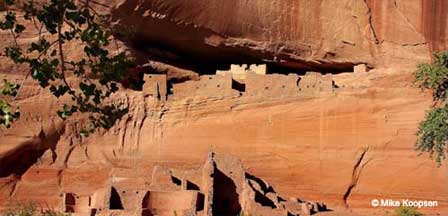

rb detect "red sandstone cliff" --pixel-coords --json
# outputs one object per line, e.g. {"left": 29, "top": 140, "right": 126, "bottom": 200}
{"left": 110, "top": 0, "right": 447, "bottom": 70}
{"left": 0, "top": 1, "right": 448, "bottom": 215}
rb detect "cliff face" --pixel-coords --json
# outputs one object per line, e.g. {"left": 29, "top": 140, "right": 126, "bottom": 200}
{"left": 0, "top": 1, "right": 448, "bottom": 215}
{"left": 110, "top": 0, "right": 447, "bottom": 70}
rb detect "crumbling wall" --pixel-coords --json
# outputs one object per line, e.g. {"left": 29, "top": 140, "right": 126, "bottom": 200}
{"left": 217, "top": 64, "right": 267, "bottom": 80}
{"left": 298, "top": 72, "right": 334, "bottom": 95}
{"left": 172, "top": 74, "right": 239, "bottom": 99}
{"left": 244, "top": 73, "right": 300, "bottom": 97}
{"left": 63, "top": 193, "right": 92, "bottom": 214}
{"left": 144, "top": 60, "right": 200, "bottom": 82}
{"left": 205, "top": 152, "right": 327, "bottom": 216}
{"left": 354, "top": 64, "right": 368, "bottom": 73}
{"left": 143, "top": 74, "right": 167, "bottom": 101}
{"left": 61, "top": 188, "right": 108, "bottom": 215}
{"left": 32, "top": 152, "right": 326, "bottom": 216}
{"left": 141, "top": 165, "right": 205, "bottom": 216}
{"left": 149, "top": 165, "right": 182, "bottom": 191}
{"left": 169, "top": 71, "right": 336, "bottom": 100}
{"left": 109, "top": 186, "right": 146, "bottom": 211}
{"left": 210, "top": 153, "right": 245, "bottom": 216}
{"left": 64, "top": 193, "right": 76, "bottom": 213}
{"left": 141, "top": 65, "right": 338, "bottom": 101}
{"left": 141, "top": 190, "right": 199, "bottom": 215}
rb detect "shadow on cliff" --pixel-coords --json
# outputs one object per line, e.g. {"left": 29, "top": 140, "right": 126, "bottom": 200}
{"left": 110, "top": 0, "right": 359, "bottom": 77}
{"left": 0, "top": 122, "right": 65, "bottom": 177}
{"left": 212, "top": 167, "right": 242, "bottom": 215}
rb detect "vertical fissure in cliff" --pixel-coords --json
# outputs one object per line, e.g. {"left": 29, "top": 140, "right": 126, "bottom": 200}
{"left": 343, "top": 147, "right": 371, "bottom": 207}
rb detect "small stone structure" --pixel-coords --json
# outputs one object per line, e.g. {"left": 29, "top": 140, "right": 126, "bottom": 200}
{"left": 244, "top": 73, "right": 300, "bottom": 97}
{"left": 141, "top": 65, "right": 338, "bottom": 101}
{"left": 354, "top": 64, "right": 368, "bottom": 73}
{"left": 60, "top": 152, "right": 327, "bottom": 216}
{"left": 217, "top": 64, "right": 267, "bottom": 79}
{"left": 62, "top": 188, "right": 108, "bottom": 215}
{"left": 142, "top": 74, "right": 167, "bottom": 101}
{"left": 298, "top": 72, "right": 334, "bottom": 95}
{"left": 171, "top": 73, "right": 239, "bottom": 99}
{"left": 141, "top": 190, "right": 200, "bottom": 215}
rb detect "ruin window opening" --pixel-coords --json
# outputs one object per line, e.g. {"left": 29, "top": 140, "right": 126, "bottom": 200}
{"left": 156, "top": 84, "right": 161, "bottom": 100}
{"left": 254, "top": 191, "right": 276, "bottom": 208}
{"left": 231, "top": 79, "right": 246, "bottom": 92}
{"left": 90, "top": 209, "right": 97, "bottom": 216}
{"left": 141, "top": 192, "right": 154, "bottom": 216}
{"left": 245, "top": 173, "right": 275, "bottom": 194}
{"left": 141, "top": 191, "right": 150, "bottom": 209}
{"left": 212, "top": 167, "right": 242, "bottom": 215}
{"left": 109, "top": 187, "right": 124, "bottom": 210}
{"left": 64, "top": 193, "right": 76, "bottom": 213}
{"left": 196, "top": 192, "right": 205, "bottom": 211}
{"left": 186, "top": 181, "right": 200, "bottom": 190}
{"left": 296, "top": 77, "right": 301, "bottom": 87}
{"left": 332, "top": 81, "right": 340, "bottom": 88}
{"left": 171, "top": 176, "right": 182, "bottom": 186}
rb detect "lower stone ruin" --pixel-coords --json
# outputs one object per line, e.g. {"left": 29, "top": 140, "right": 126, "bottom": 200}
{"left": 62, "top": 152, "right": 328, "bottom": 216}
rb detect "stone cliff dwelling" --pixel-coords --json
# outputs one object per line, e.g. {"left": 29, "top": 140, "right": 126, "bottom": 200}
{"left": 1, "top": 0, "right": 447, "bottom": 215}
{"left": 143, "top": 64, "right": 340, "bottom": 101}
{"left": 58, "top": 152, "right": 327, "bottom": 216}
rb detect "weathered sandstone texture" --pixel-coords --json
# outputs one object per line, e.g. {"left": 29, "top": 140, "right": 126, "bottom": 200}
{"left": 18, "top": 151, "right": 326, "bottom": 216}
{"left": 1, "top": 66, "right": 447, "bottom": 215}
{"left": 1, "top": 1, "right": 448, "bottom": 215}
{"left": 110, "top": 0, "right": 447, "bottom": 71}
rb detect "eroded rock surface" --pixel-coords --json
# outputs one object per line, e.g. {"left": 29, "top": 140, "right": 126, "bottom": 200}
{"left": 0, "top": 66, "right": 446, "bottom": 215}
{"left": 109, "top": 0, "right": 447, "bottom": 71}
{"left": 1, "top": 1, "right": 448, "bottom": 216}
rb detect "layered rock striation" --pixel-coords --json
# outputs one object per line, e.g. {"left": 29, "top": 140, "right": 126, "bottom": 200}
{"left": 0, "top": 1, "right": 448, "bottom": 215}
{"left": 110, "top": 0, "right": 447, "bottom": 71}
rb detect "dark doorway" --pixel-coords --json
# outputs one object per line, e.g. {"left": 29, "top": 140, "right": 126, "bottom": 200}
{"left": 186, "top": 181, "right": 200, "bottom": 190}
{"left": 231, "top": 79, "right": 246, "bottom": 92}
{"left": 65, "top": 193, "right": 76, "bottom": 213}
{"left": 141, "top": 192, "right": 154, "bottom": 216}
{"left": 196, "top": 192, "right": 205, "bottom": 211}
{"left": 109, "top": 187, "right": 124, "bottom": 209}
{"left": 212, "top": 167, "right": 241, "bottom": 216}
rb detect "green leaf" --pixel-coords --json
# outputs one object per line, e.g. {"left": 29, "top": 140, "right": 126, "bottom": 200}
{"left": 5, "top": 46, "right": 24, "bottom": 63}
{"left": 1, "top": 79, "right": 20, "bottom": 96}
{"left": 50, "top": 58, "right": 59, "bottom": 67}
{"left": 5, "top": 0, "right": 14, "bottom": 5}
{"left": 415, "top": 51, "right": 448, "bottom": 165}
{"left": 57, "top": 104, "right": 76, "bottom": 120}
{"left": 14, "top": 24, "right": 25, "bottom": 33}
{"left": 80, "top": 129, "right": 90, "bottom": 137}
{"left": 0, "top": 0, "right": 133, "bottom": 134}
{"left": 0, "top": 98, "right": 19, "bottom": 128}
{"left": 0, "top": 11, "right": 16, "bottom": 30}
